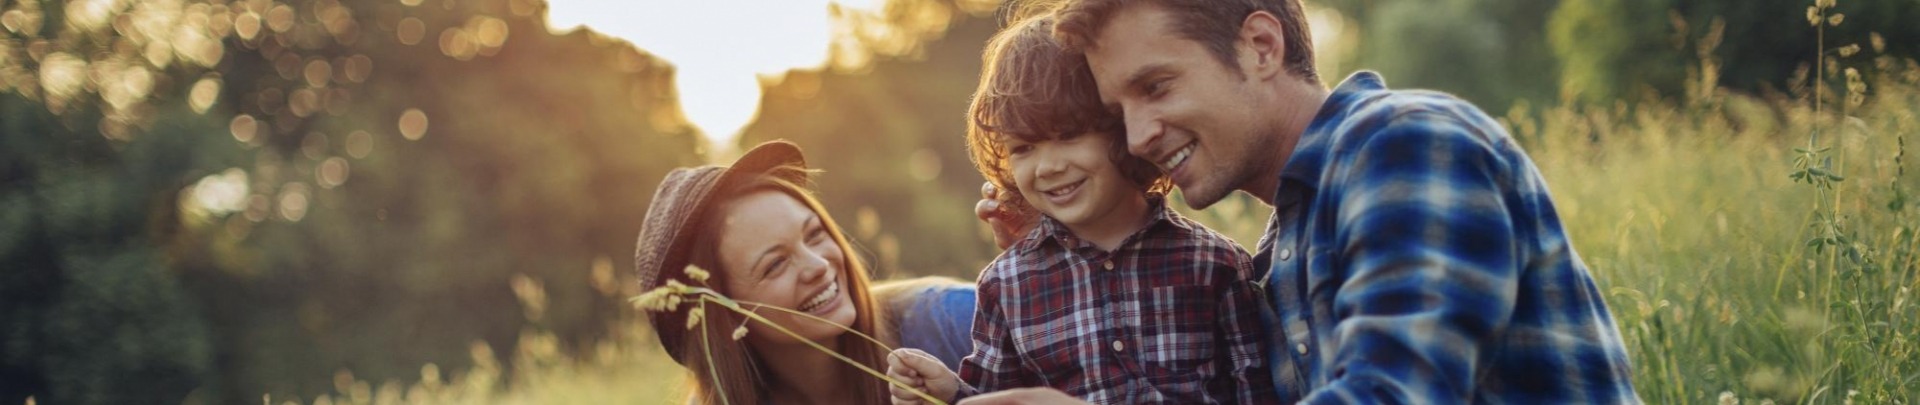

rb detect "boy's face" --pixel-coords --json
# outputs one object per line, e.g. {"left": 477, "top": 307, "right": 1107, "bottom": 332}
{"left": 1005, "top": 131, "right": 1144, "bottom": 229}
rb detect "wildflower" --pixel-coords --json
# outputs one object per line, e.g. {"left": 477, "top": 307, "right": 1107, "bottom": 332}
{"left": 631, "top": 288, "right": 677, "bottom": 311}
{"left": 1828, "top": 13, "right": 1844, "bottom": 27}
{"left": 686, "top": 265, "right": 712, "bottom": 283}
{"left": 732, "top": 325, "right": 750, "bottom": 341}
{"left": 1719, "top": 391, "right": 1739, "bottom": 405}
{"left": 1837, "top": 44, "right": 1860, "bottom": 58}
{"left": 1871, "top": 32, "right": 1885, "bottom": 53}
{"left": 1845, "top": 389, "right": 1860, "bottom": 405}
{"left": 1806, "top": 6, "right": 1819, "bottom": 27}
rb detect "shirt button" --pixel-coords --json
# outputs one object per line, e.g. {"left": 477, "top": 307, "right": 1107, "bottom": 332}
{"left": 1278, "top": 248, "right": 1294, "bottom": 261}
{"left": 1102, "top": 260, "right": 1115, "bottom": 270}
{"left": 1296, "top": 343, "right": 1309, "bottom": 355}
{"left": 1112, "top": 340, "right": 1126, "bottom": 352}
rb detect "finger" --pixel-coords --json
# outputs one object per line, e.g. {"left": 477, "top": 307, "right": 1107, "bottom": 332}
{"left": 981, "top": 181, "right": 998, "bottom": 199}
{"left": 889, "top": 379, "right": 923, "bottom": 401}
{"left": 976, "top": 199, "right": 1000, "bottom": 221}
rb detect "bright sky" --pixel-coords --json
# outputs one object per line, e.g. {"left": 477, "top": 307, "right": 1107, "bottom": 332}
{"left": 546, "top": 1, "right": 885, "bottom": 150}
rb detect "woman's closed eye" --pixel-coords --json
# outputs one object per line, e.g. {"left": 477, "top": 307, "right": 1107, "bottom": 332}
{"left": 761, "top": 255, "right": 787, "bottom": 280}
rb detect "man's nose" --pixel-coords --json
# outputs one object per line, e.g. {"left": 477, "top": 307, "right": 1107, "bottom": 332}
{"left": 1126, "top": 108, "right": 1162, "bottom": 160}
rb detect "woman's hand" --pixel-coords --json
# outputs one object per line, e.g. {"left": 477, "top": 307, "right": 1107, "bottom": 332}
{"left": 887, "top": 348, "right": 959, "bottom": 405}
{"left": 975, "top": 182, "right": 1037, "bottom": 251}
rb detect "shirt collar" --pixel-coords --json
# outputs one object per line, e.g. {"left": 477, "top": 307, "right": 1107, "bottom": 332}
{"left": 1028, "top": 195, "right": 1180, "bottom": 249}
{"left": 1271, "top": 71, "right": 1388, "bottom": 207}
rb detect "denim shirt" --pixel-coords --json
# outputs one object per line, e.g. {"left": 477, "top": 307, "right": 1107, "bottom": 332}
{"left": 1255, "top": 71, "right": 1640, "bottom": 403}
{"left": 896, "top": 283, "right": 977, "bottom": 372}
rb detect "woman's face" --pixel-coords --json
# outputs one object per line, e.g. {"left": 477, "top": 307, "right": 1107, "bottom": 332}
{"left": 713, "top": 189, "right": 858, "bottom": 346}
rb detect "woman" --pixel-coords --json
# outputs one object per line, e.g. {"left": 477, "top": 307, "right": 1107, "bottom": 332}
{"left": 633, "top": 140, "right": 975, "bottom": 405}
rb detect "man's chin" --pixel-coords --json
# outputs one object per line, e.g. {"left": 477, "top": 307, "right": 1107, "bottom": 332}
{"left": 1176, "top": 185, "right": 1230, "bottom": 210}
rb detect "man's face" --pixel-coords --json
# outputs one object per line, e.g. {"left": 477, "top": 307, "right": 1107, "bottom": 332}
{"left": 1084, "top": 4, "right": 1280, "bottom": 209}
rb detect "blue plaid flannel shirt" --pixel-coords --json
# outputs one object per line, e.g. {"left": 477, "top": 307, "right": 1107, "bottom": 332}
{"left": 1254, "top": 71, "right": 1640, "bottom": 404}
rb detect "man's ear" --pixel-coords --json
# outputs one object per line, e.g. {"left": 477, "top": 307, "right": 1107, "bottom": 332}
{"left": 1237, "top": 10, "right": 1286, "bottom": 81}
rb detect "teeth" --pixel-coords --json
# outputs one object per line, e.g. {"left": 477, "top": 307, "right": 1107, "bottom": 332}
{"left": 798, "top": 282, "right": 838, "bottom": 312}
{"left": 1045, "top": 181, "right": 1082, "bottom": 197}
{"left": 1161, "top": 145, "right": 1193, "bottom": 170}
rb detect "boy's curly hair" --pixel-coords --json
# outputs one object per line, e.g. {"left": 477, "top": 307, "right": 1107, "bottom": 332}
{"left": 965, "top": 13, "right": 1170, "bottom": 217}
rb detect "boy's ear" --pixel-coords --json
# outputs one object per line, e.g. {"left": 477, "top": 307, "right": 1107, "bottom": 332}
{"left": 1237, "top": 10, "right": 1286, "bottom": 81}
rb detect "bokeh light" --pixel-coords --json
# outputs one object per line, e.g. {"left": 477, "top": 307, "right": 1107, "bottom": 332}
{"left": 189, "top": 76, "right": 221, "bottom": 113}
{"left": 398, "top": 108, "right": 428, "bottom": 140}
{"left": 317, "top": 157, "right": 350, "bottom": 189}
{"left": 230, "top": 114, "right": 258, "bottom": 144}
{"left": 276, "top": 182, "right": 311, "bottom": 222}
{"left": 344, "top": 130, "right": 373, "bottom": 159}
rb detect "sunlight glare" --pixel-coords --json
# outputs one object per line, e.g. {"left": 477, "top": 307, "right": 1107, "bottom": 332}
{"left": 545, "top": 0, "right": 885, "bottom": 151}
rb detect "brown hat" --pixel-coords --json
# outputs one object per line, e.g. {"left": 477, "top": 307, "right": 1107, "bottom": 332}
{"left": 633, "top": 139, "right": 809, "bottom": 364}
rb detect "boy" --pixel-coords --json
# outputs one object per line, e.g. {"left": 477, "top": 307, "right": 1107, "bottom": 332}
{"left": 884, "top": 14, "right": 1276, "bottom": 405}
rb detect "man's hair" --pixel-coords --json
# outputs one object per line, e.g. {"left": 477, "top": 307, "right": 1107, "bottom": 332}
{"left": 966, "top": 14, "right": 1170, "bottom": 215}
{"left": 1052, "top": 0, "right": 1318, "bottom": 83}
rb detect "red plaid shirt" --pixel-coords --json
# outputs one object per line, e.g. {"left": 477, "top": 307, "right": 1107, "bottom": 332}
{"left": 957, "top": 198, "right": 1278, "bottom": 404}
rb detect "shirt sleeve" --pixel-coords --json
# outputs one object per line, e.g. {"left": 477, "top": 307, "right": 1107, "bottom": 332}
{"left": 955, "top": 261, "right": 1037, "bottom": 400}
{"left": 897, "top": 285, "right": 979, "bottom": 373}
{"left": 1303, "top": 112, "right": 1522, "bottom": 404}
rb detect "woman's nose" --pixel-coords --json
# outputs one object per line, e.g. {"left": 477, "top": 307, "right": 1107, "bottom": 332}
{"left": 796, "top": 246, "right": 833, "bottom": 282}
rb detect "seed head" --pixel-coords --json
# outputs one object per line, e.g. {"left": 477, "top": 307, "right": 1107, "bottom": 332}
{"left": 732, "top": 325, "right": 750, "bottom": 340}
{"left": 686, "top": 265, "right": 712, "bottom": 283}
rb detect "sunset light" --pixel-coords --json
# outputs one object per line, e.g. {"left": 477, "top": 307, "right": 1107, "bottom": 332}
{"left": 546, "top": 0, "right": 885, "bottom": 150}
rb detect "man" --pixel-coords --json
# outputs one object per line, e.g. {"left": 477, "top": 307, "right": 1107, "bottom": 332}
{"left": 970, "top": 0, "right": 1640, "bottom": 403}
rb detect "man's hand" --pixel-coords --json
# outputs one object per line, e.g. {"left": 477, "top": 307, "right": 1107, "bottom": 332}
{"left": 955, "top": 388, "right": 1089, "bottom": 405}
{"left": 887, "top": 348, "right": 959, "bottom": 405}
{"left": 976, "top": 182, "right": 1037, "bottom": 250}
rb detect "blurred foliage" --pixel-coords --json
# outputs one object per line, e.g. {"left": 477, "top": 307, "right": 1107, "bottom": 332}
{"left": 1320, "top": 0, "right": 1919, "bottom": 109}
{"left": 740, "top": 0, "right": 1003, "bottom": 281}
{"left": 3, "top": 0, "right": 704, "bottom": 402}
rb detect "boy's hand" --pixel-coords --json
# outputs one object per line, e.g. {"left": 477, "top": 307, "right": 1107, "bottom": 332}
{"left": 887, "top": 348, "right": 959, "bottom": 405}
{"left": 976, "top": 182, "right": 1037, "bottom": 250}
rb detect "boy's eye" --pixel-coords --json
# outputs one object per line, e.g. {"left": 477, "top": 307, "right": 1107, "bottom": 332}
{"left": 1009, "top": 144, "right": 1034, "bottom": 156}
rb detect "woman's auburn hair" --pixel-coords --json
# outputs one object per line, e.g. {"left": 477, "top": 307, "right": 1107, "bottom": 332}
{"left": 675, "top": 164, "right": 890, "bottom": 405}
{"left": 965, "top": 13, "right": 1169, "bottom": 218}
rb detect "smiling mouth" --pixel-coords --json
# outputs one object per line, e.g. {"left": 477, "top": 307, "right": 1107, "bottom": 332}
{"left": 797, "top": 280, "right": 840, "bottom": 313}
{"left": 1159, "top": 143, "right": 1194, "bottom": 172}
{"left": 1043, "top": 179, "right": 1085, "bottom": 199}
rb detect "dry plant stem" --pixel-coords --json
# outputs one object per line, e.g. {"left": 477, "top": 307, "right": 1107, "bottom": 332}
{"left": 694, "top": 294, "right": 949, "bottom": 405}
{"left": 700, "top": 310, "right": 734, "bottom": 405}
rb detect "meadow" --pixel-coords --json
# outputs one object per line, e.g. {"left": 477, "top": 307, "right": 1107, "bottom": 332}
{"left": 254, "top": 48, "right": 1920, "bottom": 405}
{"left": 7, "top": 0, "right": 1917, "bottom": 403}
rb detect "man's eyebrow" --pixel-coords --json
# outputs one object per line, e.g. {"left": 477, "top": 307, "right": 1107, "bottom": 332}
{"left": 1122, "top": 63, "right": 1172, "bottom": 94}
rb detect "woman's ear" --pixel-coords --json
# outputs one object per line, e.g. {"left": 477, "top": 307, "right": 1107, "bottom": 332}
{"left": 1237, "top": 10, "right": 1287, "bottom": 81}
